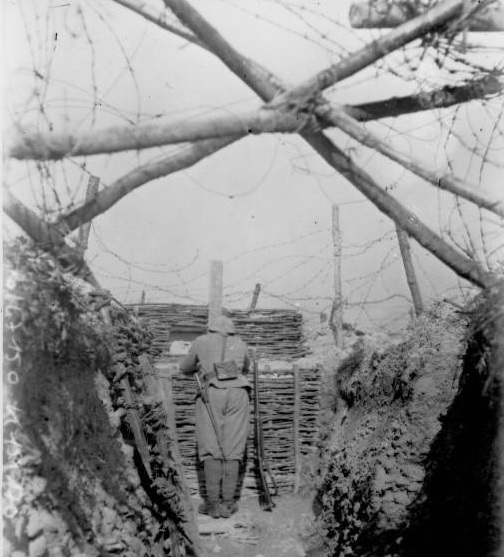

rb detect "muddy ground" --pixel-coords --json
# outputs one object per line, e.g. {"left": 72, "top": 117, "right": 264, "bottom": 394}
{"left": 195, "top": 492, "right": 314, "bottom": 557}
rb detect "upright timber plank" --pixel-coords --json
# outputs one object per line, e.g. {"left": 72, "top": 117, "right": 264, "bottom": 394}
{"left": 208, "top": 260, "right": 223, "bottom": 325}
{"left": 395, "top": 224, "right": 424, "bottom": 316}
{"left": 293, "top": 364, "right": 301, "bottom": 494}
{"left": 331, "top": 205, "right": 343, "bottom": 348}
{"left": 77, "top": 175, "right": 100, "bottom": 252}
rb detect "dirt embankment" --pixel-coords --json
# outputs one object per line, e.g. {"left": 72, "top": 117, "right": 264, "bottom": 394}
{"left": 5, "top": 240, "right": 502, "bottom": 557}
{"left": 3, "top": 241, "right": 196, "bottom": 557}
{"left": 307, "top": 286, "right": 504, "bottom": 557}
{"left": 401, "top": 283, "right": 504, "bottom": 557}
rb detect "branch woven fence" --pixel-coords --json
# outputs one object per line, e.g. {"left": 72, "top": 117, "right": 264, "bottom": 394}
{"left": 165, "top": 364, "right": 321, "bottom": 495}
{"left": 130, "top": 303, "right": 310, "bottom": 359}
{"left": 131, "top": 302, "right": 321, "bottom": 494}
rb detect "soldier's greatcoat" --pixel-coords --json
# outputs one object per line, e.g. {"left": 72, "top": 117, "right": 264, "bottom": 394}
{"left": 180, "top": 330, "right": 251, "bottom": 461}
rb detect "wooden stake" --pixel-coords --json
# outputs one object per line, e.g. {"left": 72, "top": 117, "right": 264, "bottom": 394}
{"left": 208, "top": 260, "right": 223, "bottom": 326}
{"left": 395, "top": 224, "right": 424, "bottom": 316}
{"left": 292, "top": 364, "right": 301, "bottom": 494}
{"left": 330, "top": 205, "right": 343, "bottom": 348}
{"left": 249, "top": 283, "right": 261, "bottom": 310}
{"left": 77, "top": 176, "right": 100, "bottom": 252}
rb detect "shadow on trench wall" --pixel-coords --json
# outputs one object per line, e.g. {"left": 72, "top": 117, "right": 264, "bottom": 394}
{"left": 402, "top": 291, "right": 503, "bottom": 557}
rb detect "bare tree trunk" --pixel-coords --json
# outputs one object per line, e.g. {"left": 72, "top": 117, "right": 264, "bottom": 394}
{"left": 163, "top": 0, "right": 496, "bottom": 289}
{"left": 9, "top": 2, "right": 497, "bottom": 238}
{"left": 11, "top": 95, "right": 503, "bottom": 218}
{"left": 114, "top": 0, "right": 205, "bottom": 49}
{"left": 395, "top": 224, "right": 424, "bottom": 316}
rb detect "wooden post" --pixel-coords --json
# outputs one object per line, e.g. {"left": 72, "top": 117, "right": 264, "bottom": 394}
{"left": 208, "top": 260, "right": 223, "bottom": 326}
{"left": 249, "top": 283, "right": 261, "bottom": 310}
{"left": 330, "top": 205, "right": 343, "bottom": 348}
{"left": 133, "top": 291, "right": 145, "bottom": 317}
{"left": 77, "top": 176, "right": 100, "bottom": 253}
{"left": 395, "top": 224, "right": 424, "bottom": 316}
{"left": 292, "top": 364, "right": 301, "bottom": 494}
{"left": 461, "top": 0, "right": 470, "bottom": 53}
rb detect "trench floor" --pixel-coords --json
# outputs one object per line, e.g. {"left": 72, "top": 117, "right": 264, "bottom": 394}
{"left": 193, "top": 492, "right": 316, "bottom": 557}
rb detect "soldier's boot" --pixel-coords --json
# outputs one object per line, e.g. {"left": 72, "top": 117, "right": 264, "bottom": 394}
{"left": 220, "top": 460, "right": 240, "bottom": 518}
{"left": 198, "top": 459, "right": 222, "bottom": 518}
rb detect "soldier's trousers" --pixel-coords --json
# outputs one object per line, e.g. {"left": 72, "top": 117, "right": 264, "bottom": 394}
{"left": 195, "top": 386, "right": 250, "bottom": 461}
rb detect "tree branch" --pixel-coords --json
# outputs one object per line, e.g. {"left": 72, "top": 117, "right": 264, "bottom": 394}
{"left": 162, "top": 0, "right": 497, "bottom": 289}
{"left": 304, "top": 130, "right": 495, "bottom": 288}
{"left": 317, "top": 103, "right": 504, "bottom": 218}
{"left": 119, "top": 0, "right": 502, "bottom": 121}
{"left": 11, "top": 74, "right": 502, "bottom": 160}
{"left": 113, "top": 0, "right": 207, "bottom": 49}
{"left": 8, "top": 108, "right": 303, "bottom": 160}
{"left": 347, "top": 75, "right": 503, "bottom": 122}
{"left": 3, "top": 188, "right": 100, "bottom": 287}
{"left": 265, "top": 0, "right": 466, "bottom": 110}
{"left": 163, "top": 0, "right": 503, "bottom": 218}
{"left": 12, "top": 93, "right": 502, "bottom": 218}
{"left": 57, "top": 135, "right": 239, "bottom": 233}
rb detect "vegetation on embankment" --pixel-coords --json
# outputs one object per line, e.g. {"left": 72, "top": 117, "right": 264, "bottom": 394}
{"left": 3, "top": 239, "right": 197, "bottom": 557}
{"left": 307, "top": 282, "right": 504, "bottom": 557}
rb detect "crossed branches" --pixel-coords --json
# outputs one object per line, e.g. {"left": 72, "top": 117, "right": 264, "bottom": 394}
{"left": 4, "top": 0, "right": 502, "bottom": 289}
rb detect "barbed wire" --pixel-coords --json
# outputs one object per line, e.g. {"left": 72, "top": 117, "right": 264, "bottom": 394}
{"left": 4, "top": 0, "right": 504, "bottom": 333}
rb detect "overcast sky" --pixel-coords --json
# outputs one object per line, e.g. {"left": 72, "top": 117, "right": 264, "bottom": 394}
{"left": 4, "top": 0, "right": 504, "bottom": 333}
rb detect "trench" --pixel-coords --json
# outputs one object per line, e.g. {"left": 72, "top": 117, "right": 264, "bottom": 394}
{"left": 3, "top": 243, "right": 503, "bottom": 557}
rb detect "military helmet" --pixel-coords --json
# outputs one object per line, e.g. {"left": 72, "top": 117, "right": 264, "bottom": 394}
{"left": 208, "top": 315, "right": 236, "bottom": 334}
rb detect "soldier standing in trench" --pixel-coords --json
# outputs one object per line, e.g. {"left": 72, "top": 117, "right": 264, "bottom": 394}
{"left": 179, "top": 315, "right": 251, "bottom": 519}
